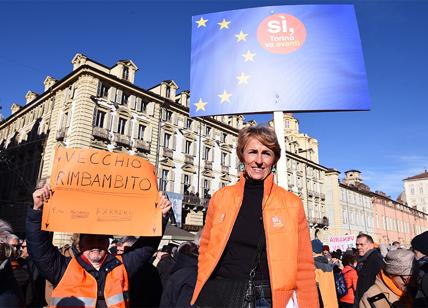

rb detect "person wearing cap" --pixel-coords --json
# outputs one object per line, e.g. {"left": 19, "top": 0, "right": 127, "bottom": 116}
{"left": 359, "top": 249, "right": 415, "bottom": 308}
{"left": 411, "top": 231, "right": 428, "bottom": 307}
{"left": 312, "top": 239, "right": 339, "bottom": 308}
{"left": 26, "top": 183, "right": 171, "bottom": 308}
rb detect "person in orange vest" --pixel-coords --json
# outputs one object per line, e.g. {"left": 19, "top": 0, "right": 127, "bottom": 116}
{"left": 26, "top": 183, "right": 171, "bottom": 308}
{"left": 191, "top": 126, "right": 318, "bottom": 308}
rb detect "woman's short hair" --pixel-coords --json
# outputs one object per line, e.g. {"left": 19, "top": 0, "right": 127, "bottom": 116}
{"left": 236, "top": 126, "right": 281, "bottom": 165}
{"left": 341, "top": 252, "right": 358, "bottom": 267}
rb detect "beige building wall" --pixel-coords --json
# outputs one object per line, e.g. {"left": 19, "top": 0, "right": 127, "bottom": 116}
{"left": 404, "top": 171, "right": 428, "bottom": 213}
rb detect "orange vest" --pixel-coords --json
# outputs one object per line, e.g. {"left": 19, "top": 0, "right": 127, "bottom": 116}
{"left": 50, "top": 255, "right": 129, "bottom": 308}
{"left": 191, "top": 173, "right": 319, "bottom": 308}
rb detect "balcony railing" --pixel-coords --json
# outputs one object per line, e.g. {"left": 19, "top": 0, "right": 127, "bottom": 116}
{"left": 93, "top": 127, "right": 109, "bottom": 140}
{"left": 184, "top": 154, "right": 194, "bottom": 165}
{"left": 320, "top": 193, "right": 326, "bottom": 200}
{"left": 114, "top": 133, "right": 130, "bottom": 146}
{"left": 134, "top": 139, "right": 151, "bottom": 152}
{"left": 221, "top": 165, "right": 229, "bottom": 174}
{"left": 182, "top": 194, "right": 210, "bottom": 209}
{"left": 162, "top": 147, "right": 173, "bottom": 159}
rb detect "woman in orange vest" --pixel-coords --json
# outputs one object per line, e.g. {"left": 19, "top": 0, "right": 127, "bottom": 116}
{"left": 192, "top": 126, "right": 318, "bottom": 308}
{"left": 27, "top": 183, "right": 171, "bottom": 308}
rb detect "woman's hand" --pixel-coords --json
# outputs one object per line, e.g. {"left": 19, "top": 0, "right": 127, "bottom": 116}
{"left": 159, "top": 192, "right": 172, "bottom": 218}
{"left": 32, "top": 184, "right": 52, "bottom": 211}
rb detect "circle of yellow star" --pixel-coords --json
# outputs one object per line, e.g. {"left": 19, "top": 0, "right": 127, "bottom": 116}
{"left": 236, "top": 72, "right": 250, "bottom": 85}
{"left": 235, "top": 30, "right": 248, "bottom": 42}
{"left": 242, "top": 50, "right": 256, "bottom": 62}
{"left": 194, "top": 98, "right": 208, "bottom": 111}
{"left": 195, "top": 17, "right": 208, "bottom": 28}
{"left": 218, "top": 90, "right": 232, "bottom": 103}
{"left": 218, "top": 19, "right": 231, "bottom": 30}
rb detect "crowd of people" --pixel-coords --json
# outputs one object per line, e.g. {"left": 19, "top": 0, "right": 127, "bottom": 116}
{"left": 311, "top": 233, "right": 428, "bottom": 307}
{"left": 1, "top": 125, "right": 428, "bottom": 308}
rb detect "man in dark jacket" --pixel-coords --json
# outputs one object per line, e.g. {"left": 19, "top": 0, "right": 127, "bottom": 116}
{"left": 27, "top": 183, "right": 171, "bottom": 307}
{"left": 354, "top": 233, "right": 384, "bottom": 307}
{"left": 160, "top": 241, "right": 199, "bottom": 308}
{"left": 411, "top": 231, "right": 428, "bottom": 307}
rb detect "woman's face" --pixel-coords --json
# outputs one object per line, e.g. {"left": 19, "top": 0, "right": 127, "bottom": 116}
{"left": 242, "top": 137, "right": 275, "bottom": 180}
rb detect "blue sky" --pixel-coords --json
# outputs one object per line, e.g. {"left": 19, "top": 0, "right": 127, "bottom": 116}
{"left": 1, "top": 0, "right": 427, "bottom": 199}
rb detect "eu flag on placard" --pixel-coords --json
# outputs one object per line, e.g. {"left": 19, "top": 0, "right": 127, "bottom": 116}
{"left": 190, "top": 4, "right": 371, "bottom": 117}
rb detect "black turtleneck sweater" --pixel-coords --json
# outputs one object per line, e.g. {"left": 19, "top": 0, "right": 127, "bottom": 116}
{"left": 212, "top": 178, "right": 270, "bottom": 282}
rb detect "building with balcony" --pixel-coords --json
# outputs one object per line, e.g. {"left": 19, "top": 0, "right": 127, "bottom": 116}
{"left": 0, "top": 53, "right": 243, "bottom": 238}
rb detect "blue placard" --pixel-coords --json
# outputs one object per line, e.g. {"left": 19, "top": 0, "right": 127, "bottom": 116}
{"left": 190, "top": 4, "right": 370, "bottom": 117}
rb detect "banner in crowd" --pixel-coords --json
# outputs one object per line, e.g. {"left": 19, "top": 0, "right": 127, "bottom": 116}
{"left": 42, "top": 147, "right": 161, "bottom": 236}
{"left": 190, "top": 4, "right": 370, "bottom": 117}
{"left": 328, "top": 235, "right": 356, "bottom": 251}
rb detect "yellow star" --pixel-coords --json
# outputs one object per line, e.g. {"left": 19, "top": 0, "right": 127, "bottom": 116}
{"left": 218, "top": 19, "right": 231, "bottom": 30}
{"left": 236, "top": 72, "right": 250, "bottom": 85}
{"left": 195, "top": 17, "right": 208, "bottom": 28}
{"left": 194, "top": 98, "right": 208, "bottom": 111}
{"left": 218, "top": 90, "right": 232, "bottom": 103}
{"left": 235, "top": 30, "right": 248, "bottom": 42}
{"left": 242, "top": 50, "right": 256, "bottom": 62}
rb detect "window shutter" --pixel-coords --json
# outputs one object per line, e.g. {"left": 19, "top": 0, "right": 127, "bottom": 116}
{"left": 173, "top": 113, "right": 178, "bottom": 125}
{"left": 135, "top": 97, "right": 141, "bottom": 111}
{"left": 126, "top": 119, "right": 133, "bottom": 137}
{"left": 193, "top": 141, "right": 197, "bottom": 156}
{"left": 148, "top": 102, "right": 155, "bottom": 116}
{"left": 146, "top": 126, "right": 152, "bottom": 142}
{"left": 111, "top": 114, "right": 118, "bottom": 133}
{"left": 106, "top": 113, "right": 112, "bottom": 130}
{"left": 172, "top": 134, "right": 177, "bottom": 150}
{"left": 115, "top": 89, "right": 122, "bottom": 104}
{"left": 160, "top": 131, "right": 165, "bottom": 147}
{"left": 97, "top": 81, "right": 102, "bottom": 96}
{"left": 108, "top": 87, "right": 116, "bottom": 102}
{"left": 129, "top": 96, "right": 136, "bottom": 110}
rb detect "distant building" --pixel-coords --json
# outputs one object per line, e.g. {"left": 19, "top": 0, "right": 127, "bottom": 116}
{"left": 339, "top": 170, "right": 374, "bottom": 236}
{"left": 403, "top": 170, "right": 428, "bottom": 213}
{"left": 333, "top": 170, "right": 428, "bottom": 246}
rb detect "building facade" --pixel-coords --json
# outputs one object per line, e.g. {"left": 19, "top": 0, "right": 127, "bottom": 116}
{"left": 372, "top": 190, "right": 428, "bottom": 246}
{"left": 339, "top": 171, "right": 374, "bottom": 236}
{"left": 0, "top": 53, "right": 243, "bottom": 237}
{"left": 403, "top": 170, "right": 428, "bottom": 213}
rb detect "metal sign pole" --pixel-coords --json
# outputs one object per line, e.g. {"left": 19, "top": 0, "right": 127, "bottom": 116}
{"left": 273, "top": 111, "right": 288, "bottom": 189}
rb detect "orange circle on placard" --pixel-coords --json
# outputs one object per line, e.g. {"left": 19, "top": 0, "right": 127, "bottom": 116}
{"left": 257, "top": 14, "right": 306, "bottom": 54}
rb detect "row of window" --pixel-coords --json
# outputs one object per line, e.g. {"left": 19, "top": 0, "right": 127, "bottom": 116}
{"left": 342, "top": 209, "right": 373, "bottom": 229}
{"left": 159, "top": 168, "right": 228, "bottom": 193}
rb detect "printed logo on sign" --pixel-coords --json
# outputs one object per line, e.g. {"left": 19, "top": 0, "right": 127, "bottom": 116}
{"left": 257, "top": 14, "right": 306, "bottom": 54}
{"left": 271, "top": 216, "right": 284, "bottom": 228}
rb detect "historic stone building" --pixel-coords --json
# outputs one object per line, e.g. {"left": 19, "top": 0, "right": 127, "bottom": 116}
{"left": 402, "top": 170, "right": 428, "bottom": 213}
{"left": 339, "top": 170, "right": 374, "bottom": 236}
{"left": 0, "top": 53, "right": 243, "bottom": 236}
{"left": 331, "top": 170, "right": 427, "bottom": 246}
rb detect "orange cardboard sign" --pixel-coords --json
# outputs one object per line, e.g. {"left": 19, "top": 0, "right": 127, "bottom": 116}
{"left": 42, "top": 147, "right": 161, "bottom": 236}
